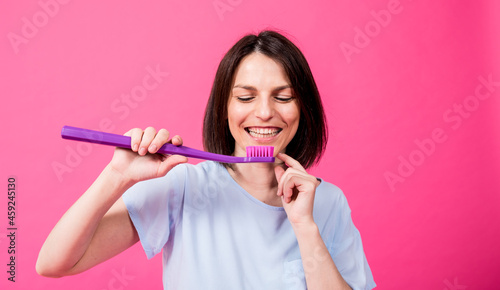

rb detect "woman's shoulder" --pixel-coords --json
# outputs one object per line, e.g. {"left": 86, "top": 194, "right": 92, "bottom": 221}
{"left": 316, "top": 179, "right": 345, "bottom": 199}
{"left": 314, "top": 179, "right": 350, "bottom": 212}
{"left": 313, "top": 180, "right": 355, "bottom": 239}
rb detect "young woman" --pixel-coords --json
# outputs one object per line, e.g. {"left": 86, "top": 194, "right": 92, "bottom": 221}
{"left": 37, "top": 30, "right": 375, "bottom": 289}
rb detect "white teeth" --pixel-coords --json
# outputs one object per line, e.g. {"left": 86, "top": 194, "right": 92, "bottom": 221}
{"left": 247, "top": 128, "right": 280, "bottom": 138}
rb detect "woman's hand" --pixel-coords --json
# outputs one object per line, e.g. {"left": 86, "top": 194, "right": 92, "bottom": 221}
{"left": 274, "top": 153, "right": 320, "bottom": 227}
{"left": 109, "top": 127, "right": 188, "bottom": 184}
{"left": 36, "top": 127, "right": 186, "bottom": 278}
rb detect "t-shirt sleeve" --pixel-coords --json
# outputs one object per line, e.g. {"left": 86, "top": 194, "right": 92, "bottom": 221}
{"left": 326, "top": 187, "right": 376, "bottom": 290}
{"left": 122, "top": 165, "right": 185, "bottom": 259}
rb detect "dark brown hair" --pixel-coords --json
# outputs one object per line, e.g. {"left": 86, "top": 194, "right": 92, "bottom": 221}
{"left": 203, "top": 30, "right": 328, "bottom": 169}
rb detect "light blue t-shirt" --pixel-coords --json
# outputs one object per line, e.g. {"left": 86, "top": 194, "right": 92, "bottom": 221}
{"left": 122, "top": 161, "right": 375, "bottom": 290}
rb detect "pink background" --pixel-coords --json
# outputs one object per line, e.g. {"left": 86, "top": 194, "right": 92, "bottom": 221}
{"left": 1, "top": 0, "right": 499, "bottom": 289}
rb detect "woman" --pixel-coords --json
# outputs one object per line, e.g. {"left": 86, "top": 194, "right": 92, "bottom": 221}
{"left": 37, "top": 30, "right": 375, "bottom": 289}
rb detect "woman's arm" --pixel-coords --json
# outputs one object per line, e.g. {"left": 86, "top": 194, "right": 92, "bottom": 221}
{"left": 292, "top": 222, "right": 351, "bottom": 290}
{"left": 275, "top": 153, "right": 351, "bottom": 290}
{"left": 36, "top": 127, "right": 187, "bottom": 277}
{"left": 36, "top": 166, "right": 137, "bottom": 277}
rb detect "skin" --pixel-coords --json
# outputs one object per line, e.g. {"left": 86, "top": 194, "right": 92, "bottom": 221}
{"left": 228, "top": 52, "right": 300, "bottom": 161}
{"left": 227, "top": 52, "right": 300, "bottom": 206}
{"left": 36, "top": 53, "right": 351, "bottom": 289}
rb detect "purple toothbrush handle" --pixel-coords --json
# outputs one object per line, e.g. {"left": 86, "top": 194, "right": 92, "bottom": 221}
{"left": 61, "top": 126, "right": 131, "bottom": 148}
{"left": 61, "top": 126, "right": 274, "bottom": 163}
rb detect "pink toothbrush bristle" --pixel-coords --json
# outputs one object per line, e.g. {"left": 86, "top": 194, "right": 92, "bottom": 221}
{"left": 246, "top": 146, "right": 274, "bottom": 157}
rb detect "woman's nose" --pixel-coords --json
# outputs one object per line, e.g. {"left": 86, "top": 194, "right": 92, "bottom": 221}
{"left": 254, "top": 97, "right": 274, "bottom": 120}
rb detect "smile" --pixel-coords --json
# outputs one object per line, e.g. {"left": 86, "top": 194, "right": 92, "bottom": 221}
{"left": 245, "top": 127, "right": 282, "bottom": 138}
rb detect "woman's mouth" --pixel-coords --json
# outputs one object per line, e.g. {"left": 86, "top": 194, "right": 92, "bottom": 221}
{"left": 245, "top": 127, "right": 282, "bottom": 138}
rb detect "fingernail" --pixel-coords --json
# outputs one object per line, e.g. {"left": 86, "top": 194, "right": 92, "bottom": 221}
{"left": 149, "top": 144, "right": 157, "bottom": 152}
{"left": 139, "top": 147, "right": 147, "bottom": 155}
{"left": 133, "top": 144, "right": 138, "bottom": 151}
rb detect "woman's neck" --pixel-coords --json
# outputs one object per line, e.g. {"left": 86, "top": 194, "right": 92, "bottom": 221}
{"left": 227, "top": 162, "right": 283, "bottom": 207}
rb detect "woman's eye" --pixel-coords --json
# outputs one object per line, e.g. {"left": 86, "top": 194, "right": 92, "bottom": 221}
{"left": 237, "top": 96, "right": 254, "bottom": 102}
{"left": 275, "top": 96, "right": 294, "bottom": 102}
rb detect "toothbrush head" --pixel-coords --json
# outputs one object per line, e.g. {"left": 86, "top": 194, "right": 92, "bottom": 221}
{"left": 244, "top": 146, "right": 275, "bottom": 162}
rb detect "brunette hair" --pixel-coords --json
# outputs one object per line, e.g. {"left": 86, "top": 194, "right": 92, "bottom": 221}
{"left": 203, "top": 30, "right": 327, "bottom": 169}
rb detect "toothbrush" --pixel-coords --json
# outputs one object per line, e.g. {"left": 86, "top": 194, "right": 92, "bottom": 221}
{"left": 61, "top": 126, "right": 275, "bottom": 163}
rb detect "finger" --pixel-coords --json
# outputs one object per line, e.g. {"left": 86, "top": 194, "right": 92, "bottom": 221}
{"left": 148, "top": 129, "right": 170, "bottom": 154}
{"left": 279, "top": 169, "right": 310, "bottom": 203}
{"left": 276, "top": 167, "right": 294, "bottom": 202}
{"left": 139, "top": 127, "right": 156, "bottom": 156}
{"left": 123, "top": 129, "right": 133, "bottom": 137}
{"left": 157, "top": 155, "right": 188, "bottom": 176}
{"left": 171, "top": 135, "right": 183, "bottom": 146}
{"left": 282, "top": 174, "right": 297, "bottom": 203}
{"left": 276, "top": 153, "right": 306, "bottom": 172}
{"left": 128, "top": 128, "right": 144, "bottom": 152}
{"left": 274, "top": 166, "right": 286, "bottom": 196}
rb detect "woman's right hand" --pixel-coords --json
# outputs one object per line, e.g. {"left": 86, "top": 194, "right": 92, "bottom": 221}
{"left": 109, "top": 127, "right": 188, "bottom": 184}
{"left": 37, "top": 126, "right": 187, "bottom": 277}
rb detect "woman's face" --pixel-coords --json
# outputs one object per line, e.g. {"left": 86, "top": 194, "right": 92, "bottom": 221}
{"left": 227, "top": 52, "right": 300, "bottom": 158}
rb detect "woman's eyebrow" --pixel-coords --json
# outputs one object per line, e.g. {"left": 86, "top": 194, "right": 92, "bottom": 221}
{"left": 232, "top": 84, "right": 292, "bottom": 91}
{"left": 233, "top": 84, "right": 257, "bottom": 91}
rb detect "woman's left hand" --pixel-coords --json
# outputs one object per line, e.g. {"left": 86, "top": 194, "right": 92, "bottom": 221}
{"left": 274, "top": 153, "right": 320, "bottom": 226}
